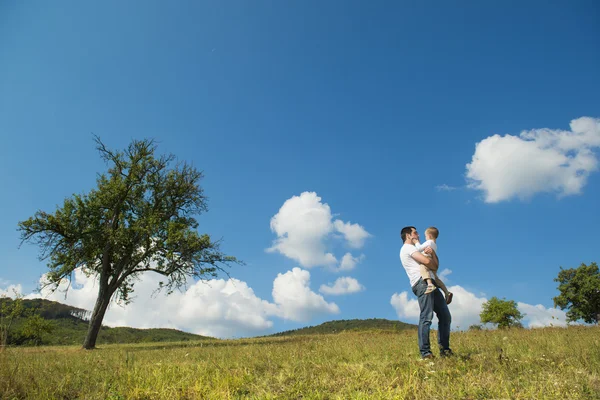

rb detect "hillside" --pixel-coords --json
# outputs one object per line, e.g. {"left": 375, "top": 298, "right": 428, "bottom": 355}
{"left": 0, "top": 298, "right": 212, "bottom": 346}
{"left": 2, "top": 298, "right": 417, "bottom": 345}
{"left": 270, "top": 318, "right": 417, "bottom": 336}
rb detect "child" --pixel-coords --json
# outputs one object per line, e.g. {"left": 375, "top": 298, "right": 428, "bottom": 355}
{"left": 414, "top": 227, "right": 453, "bottom": 304}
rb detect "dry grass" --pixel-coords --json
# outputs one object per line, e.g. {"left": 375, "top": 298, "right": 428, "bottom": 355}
{"left": 1, "top": 326, "right": 599, "bottom": 399}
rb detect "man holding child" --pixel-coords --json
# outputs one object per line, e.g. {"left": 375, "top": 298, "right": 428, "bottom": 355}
{"left": 399, "top": 226, "right": 453, "bottom": 359}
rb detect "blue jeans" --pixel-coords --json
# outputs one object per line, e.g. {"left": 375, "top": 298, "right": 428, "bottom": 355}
{"left": 411, "top": 278, "right": 452, "bottom": 357}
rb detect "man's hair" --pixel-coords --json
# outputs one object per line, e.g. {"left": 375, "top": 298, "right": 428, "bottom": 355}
{"left": 400, "top": 226, "right": 415, "bottom": 242}
{"left": 426, "top": 227, "right": 439, "bottom": 239}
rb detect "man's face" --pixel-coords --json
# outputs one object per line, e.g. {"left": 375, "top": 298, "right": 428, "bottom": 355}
{"left": 410, "top": 228, "right": 420, "bottom": 242}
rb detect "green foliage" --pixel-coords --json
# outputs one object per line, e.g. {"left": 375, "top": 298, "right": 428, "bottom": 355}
{"left": 553, "top": 262, "right": 600, "bottom": 324}
{"left": 480, "top": 297, "right": 524, "bottom": 329}
{"left": 270, "top": 318, "right": 416, "bottom": 336}
{"left": 469, "top": 324, "right": 483, "bottom": 331}
{"left": 0, "top": 294, "right": 26, "bottom": 348}
{"left": 18, "top": 137, "right": 239, "bottom": 348}
{"left": 19, "top": 314, "right": 55, "bottom": 345}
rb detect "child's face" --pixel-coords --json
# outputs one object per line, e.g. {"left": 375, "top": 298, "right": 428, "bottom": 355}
{"left": 425, "top": 232, "right": 431, "bottom": 240}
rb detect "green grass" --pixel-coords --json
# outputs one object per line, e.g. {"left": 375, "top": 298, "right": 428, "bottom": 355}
{"left": 1, "top": 326, "right": 599, "bottom": 399}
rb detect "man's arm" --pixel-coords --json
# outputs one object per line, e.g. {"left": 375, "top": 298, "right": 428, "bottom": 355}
{"left": 411, "top": 250, "right": 439, "bottom": 271}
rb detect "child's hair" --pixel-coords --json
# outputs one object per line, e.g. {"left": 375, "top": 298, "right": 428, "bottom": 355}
{"left": 425, "top": 227, "right": 439, "bottom": 239}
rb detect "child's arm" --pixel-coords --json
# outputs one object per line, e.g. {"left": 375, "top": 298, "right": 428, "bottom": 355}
{"left": 414, "top": 240, "right": 433, "bottom": 252}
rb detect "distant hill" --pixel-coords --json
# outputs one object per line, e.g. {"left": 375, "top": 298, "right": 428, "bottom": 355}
{"left": 270, "top": 318, "right": 417, "bottom": 336}
{"left": 0, "top": 298, "right": 212, "bottom": 346}
{"left": 2, "top": 299, "right": 417, "bottom": 346}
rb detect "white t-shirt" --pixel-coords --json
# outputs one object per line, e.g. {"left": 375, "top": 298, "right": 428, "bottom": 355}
{"left": 400, "top": 243, "right": 434, "bottom": 287}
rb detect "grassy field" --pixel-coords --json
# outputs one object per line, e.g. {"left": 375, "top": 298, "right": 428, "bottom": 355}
{"left": 1, "top": 326, "right": 598, "bottom": 399}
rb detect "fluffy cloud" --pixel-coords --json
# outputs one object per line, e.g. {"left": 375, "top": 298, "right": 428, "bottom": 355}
{"left": 319, "top": 277, "right": 365, "bottom": 295}
{"left": 390, "top": 291, "right": 420, "bottom": 320}
{"left": 466, "top": 117, "right": 600, "bottom": 202}
{"left": 27, "top": 270, "right": 278, "bottom": 338}
{"left": 272, "top": 268, "right": 339, "bottom": 321}
{"left": 12, "top": 266, "right": 339, "bottom": 338}
{"left": 338, "top": 253, "right": 365, "bottom": 272}
{"left": 391, "top": 285, "right": 568, "bottom": 329}
{"left": 438, "top": 268, "right": 452, "bottom": 282}
{"left": 0, "top": 284, "right": 23, "bottom": 298}
{"left": 517, "top": 302, "right": 567, "bottom": 328}
{"left": 333, "top": 220, "right": 371, "bottom": 248}
{"left": 267, "top": 192, "right": 369, "bottom": 269}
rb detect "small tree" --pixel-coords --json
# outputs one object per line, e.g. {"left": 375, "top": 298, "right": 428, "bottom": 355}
{"left": 19, "top": 137, "right": 239, "bottom": 349}
{"left": 553, "top": 262, "right": 600, "bottom": 324}
{"left": 0, "top": 294, "right": 24, "bottom": 349}
{"left": 480, "top": 297, "right": 524, "bottom": 329}
{"left": 20, "top": 314, "right": 55, "bottom": 346}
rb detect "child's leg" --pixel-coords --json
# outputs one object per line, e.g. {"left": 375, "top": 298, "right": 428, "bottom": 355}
{"left": 432, "top": 273, "right": 453, "bottom": 305}
{"left": 433, "top": 274, "right": 449, "bottom": 295}
{"left": 419, "top": 264, "right": 431, "bottom": 281}
{"left": 419, "top": 264, "right": 436, "bottom": 294}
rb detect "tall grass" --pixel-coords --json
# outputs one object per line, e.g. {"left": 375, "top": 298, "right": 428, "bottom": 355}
{"left": 1, "top": 326, "right": 598, "bottom": 399}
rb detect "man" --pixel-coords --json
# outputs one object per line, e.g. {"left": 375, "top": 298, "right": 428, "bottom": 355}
{"left": 399, "top": 226, "right": 452, "bottom": 359}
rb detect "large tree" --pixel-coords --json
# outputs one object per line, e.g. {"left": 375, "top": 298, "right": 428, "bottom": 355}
{"left": 553, "top": 262, "right": 600, "bottom": 325}
{"left": 18, "top": 137, "right": 238, "bottom": 349}
{"left": 480, "top": 297, "right": 524, "bottom": 329}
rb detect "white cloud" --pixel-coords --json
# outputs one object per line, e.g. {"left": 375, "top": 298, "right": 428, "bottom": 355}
{"left": 333, "top": 220, "right": 371, "bottom": 248}
{"left": 337, "top": 253, "right": 365, "bottom": 272}
{"left": 267, "top": 192, "right": 370, "bottom": 269}
{"left": 13, "top": 266, "right": 340, "bottom": 338}
{"left": 272, "top": 268, "right": 339, "bottom": 321}
{"left": 466, "top": 117, "right": 600, "bottom": 202}
{"left": 517, "top": 302, "right": 567, "bottom": 328}
{"left": 26, "top": 270, "right": 278, "bottom": 338}
{"left": 445, "top": 286, "right": 488, "bottom": 329}
{"left": 319, "top": 277, "right": 365, "bottom": 295}
{"left": 390, "top": 285, "right": 568, "bottom": 330}
{"left": 0, "top": 284, "right": 23, "bottom": 298}
{"left": 438, "top": 268, "right": 452, "bottom": 282}
{"left": 390, "top": 291, "right": 421, "bottom": 320}
{"left": 436, "top": 184, "right": 457, "bottom": 192}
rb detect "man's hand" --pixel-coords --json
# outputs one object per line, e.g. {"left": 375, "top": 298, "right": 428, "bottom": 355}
{"left": 423, "top": 247, "right": 433, "bottom": 255}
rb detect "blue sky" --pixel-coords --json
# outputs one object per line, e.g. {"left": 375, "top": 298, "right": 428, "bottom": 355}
{"left": 1, "top": 1, "right": 599, "bottom": 337}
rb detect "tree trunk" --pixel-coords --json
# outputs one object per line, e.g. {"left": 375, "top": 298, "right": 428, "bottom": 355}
{"left": 82, "top": 280, "right": 113, "bottom": 350}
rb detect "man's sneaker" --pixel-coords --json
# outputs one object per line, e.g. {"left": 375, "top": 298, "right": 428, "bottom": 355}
{"left": 421, "top": 353, "right": 435, "bottom": 360}
{"left": 440, "top": 349, "right": 454, "bottom": 358}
